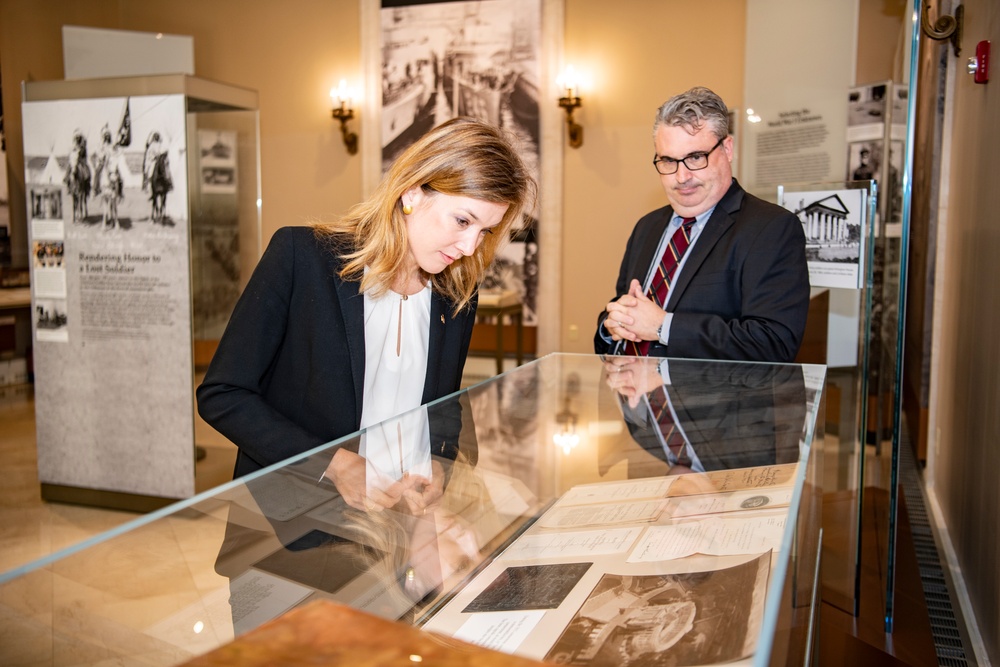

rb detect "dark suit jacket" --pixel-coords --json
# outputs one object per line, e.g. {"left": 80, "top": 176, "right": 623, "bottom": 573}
{"left": 595, "top": 179, "right": 810, "bottom": 362}
{"left": 197, "top": 226, "right": 477, "bottom": 477}
{"left": 612, "top": 359, "right": 807, "bottom": 474}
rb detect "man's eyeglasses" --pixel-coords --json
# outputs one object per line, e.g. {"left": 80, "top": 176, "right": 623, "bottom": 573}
{"left": 652, "top": 136, "right": 725, "bottom": 175}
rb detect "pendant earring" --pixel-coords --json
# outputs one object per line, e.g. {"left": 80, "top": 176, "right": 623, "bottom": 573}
{"left": 402, "top": 203, "right": 413, "bottom": 215}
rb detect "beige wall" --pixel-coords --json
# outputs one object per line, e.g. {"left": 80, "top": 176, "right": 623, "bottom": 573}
{"left": 1, "top": 0, "right": 363, "bottom": 263}
{"left": 559, "top": 0, "right": 746, "bottom": 352}
{"left": 1, "top": 0, "right": 745, "bottom": 355}
{"left": 926, "top": 0, "right": 1000, "bottom": 661}
{"left": 856, "top": 0, "right": 909, "bottom": 86}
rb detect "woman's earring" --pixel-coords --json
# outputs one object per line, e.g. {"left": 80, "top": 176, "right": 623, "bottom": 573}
{"left": 402, "top": 203, "right": 413, "bottom": 215}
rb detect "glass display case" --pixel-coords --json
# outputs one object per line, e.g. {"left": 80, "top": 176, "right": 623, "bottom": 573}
{"left": 0, "top": 354, "right": 825, "bottom": 666}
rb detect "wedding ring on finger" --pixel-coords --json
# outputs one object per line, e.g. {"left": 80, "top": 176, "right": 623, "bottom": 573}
{"left": 364, "top": 497, "right": 375, "bottom": 511}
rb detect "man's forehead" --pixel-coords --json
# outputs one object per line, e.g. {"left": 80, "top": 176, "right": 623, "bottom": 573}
{"left": 655, "top": 124, "right": 716, "bottom": 152}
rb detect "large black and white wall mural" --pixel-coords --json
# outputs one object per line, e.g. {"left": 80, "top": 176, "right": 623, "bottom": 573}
{"left": 380, "top": 0, "right": 542, "bottom": 323}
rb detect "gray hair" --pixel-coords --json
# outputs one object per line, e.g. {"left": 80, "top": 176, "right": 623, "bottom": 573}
{"left": 654, "top": 87, "right": 730, "bottom": 141}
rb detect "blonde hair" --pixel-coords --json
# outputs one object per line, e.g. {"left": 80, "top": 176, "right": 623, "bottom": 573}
{"left": 314, "top": 117, "right": 536, "bottom": 314}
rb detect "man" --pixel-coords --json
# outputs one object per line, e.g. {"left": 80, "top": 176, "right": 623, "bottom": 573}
{"left": 852, "top": 146, "right": 874, "bottom": 181}
{"left": 595, "top": 87, "right": 809, "bottom": 362}
{"left": 601, "top": 357, "right": 807, "bottom": 477}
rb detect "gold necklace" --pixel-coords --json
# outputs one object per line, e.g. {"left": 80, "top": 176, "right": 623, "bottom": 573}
{"left": 396, "top": 293, "right": 407, "bottom": 357}
{"left": 397, "top": 421, "right": 408, "bottom": 479}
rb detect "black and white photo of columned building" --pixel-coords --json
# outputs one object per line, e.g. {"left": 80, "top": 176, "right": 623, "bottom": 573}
{"left": 797, "top": 193, "right": 853, "bottom": 251}
{"left": 781, "top": 187, "right": 866, "bottom": 289}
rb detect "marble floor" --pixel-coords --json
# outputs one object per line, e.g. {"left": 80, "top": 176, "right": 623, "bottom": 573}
{"left": 0, "top": 382, "right": 237, "bottom": 577}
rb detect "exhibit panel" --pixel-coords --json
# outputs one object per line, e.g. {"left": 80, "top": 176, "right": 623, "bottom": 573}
{"left": 0, "top": 354, "right": 824, "bottom": 666}
{"left": 20, "top": 75, "right": 260, "bottom": 508}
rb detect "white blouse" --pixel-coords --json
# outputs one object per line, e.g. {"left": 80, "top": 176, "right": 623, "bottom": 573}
{"left": 360, "top": 284, "right": 431, "bottom": 430}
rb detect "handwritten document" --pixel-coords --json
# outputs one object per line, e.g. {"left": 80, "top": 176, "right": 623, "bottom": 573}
{"left": 665, "top": 487, "right": 794, "bottom": 518}
{"left": 539, "top": 500, "right": 665, "bottom": 529}
{"left": 502, "top": 527, "right": 643, "bottom": 560}
{"left": 667, "top": 463, "right": 799, "bottom": 497}
{"left": 557, "top": 478, "right": 672, "bottom": 506}
{"left": 627, "top": 514, "right": 787, "bottom": 561}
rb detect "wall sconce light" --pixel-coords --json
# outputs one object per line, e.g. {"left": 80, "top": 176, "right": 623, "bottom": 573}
{"left": 921, "top": 2, "right": 963, "bottom": 57}
{"left": 557, "top": 66, "right": 583, "bottom": 149}
{"left": 553, "top": 372, "right": 582, "bottom": 455}
{"left": 330, "top": 79, "right": 359, "bottom": 155}
{"left": 553, "top": 398, "right": 580, "bottom": 455}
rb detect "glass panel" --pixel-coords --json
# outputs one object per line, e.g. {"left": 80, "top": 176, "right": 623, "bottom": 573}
{"left": 738, "top": 0, "right": 918, "bottom": 627}
{"left": 883, "top": 1, "right": 922, "bottom": 631}
{"left": 777, "top": 179, "right": 878, "bottom": 618}
{"left": 186, "top": 107, "right": 261, "bottom": 344}
{"left": 0, "top": 354, "right": 824, "bottom": 666}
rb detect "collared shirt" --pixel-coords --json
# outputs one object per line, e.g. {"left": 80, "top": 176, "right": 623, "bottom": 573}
{"left": 648, "top": 207, "right": 714, "bottom": 346}
{"left": 601, "top": 205, "right": 717, "bottom": 350}
{"left": 360, "top": 284, "right": 431, "bottom": 429}
{"left": 648, "top": 358, "right": 704, "bottom": 472}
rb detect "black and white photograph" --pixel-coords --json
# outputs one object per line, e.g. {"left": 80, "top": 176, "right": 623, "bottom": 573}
{"left": 28, "top": 185, "right": 64, "bottom": 222}
{"left": 544, "top": 553, "right": 770, "bottom": 666}
{"left": 847, "top": 83, "right": 887, "bottom": 127}
{"left": 34, "top": 298, "right": 68, "bottom": 342}
{"left": 780, "top": 187, "right": 867, "bottom": 290}
{"left": 22, "top": 95, "right": 187, "bottom": 233}
{"left": 463, "top": 562, "right": 593, "bottom": 613}
{"left": 380, "top": 0, "right": 542, "bottom": 323}
{"left": 192, "top": 129, "right": 242, "bottom": 340}
{"left": 199, "top": 129, "right": 238, "bottom": 195}
{"left": 848, "top": 139, "right": 882, "bottom": 183}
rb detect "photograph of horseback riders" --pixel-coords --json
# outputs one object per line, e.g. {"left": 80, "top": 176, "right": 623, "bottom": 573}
{"left": 380, "top": 0, "right": 542, "bottom": 324}
{"left": 22, "top": 94, "right": 187, "bottom": 234}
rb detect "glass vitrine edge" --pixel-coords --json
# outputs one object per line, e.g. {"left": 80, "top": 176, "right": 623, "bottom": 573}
{"left": 752, "top": 361, "right": 826, "bottom": 666}
{"left": 0, "top": 355, "right": 549, "bottom": 585}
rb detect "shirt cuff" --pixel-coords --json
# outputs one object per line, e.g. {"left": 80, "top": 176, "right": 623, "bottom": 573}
{"left": 599, "top": 317, "right": 614, "bottom": 344}
{"left": 657, "top": 312, "right": 673, "bottom": 345}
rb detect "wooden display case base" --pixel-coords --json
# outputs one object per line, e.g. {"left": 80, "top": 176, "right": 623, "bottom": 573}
{"left": 180, "top": 599, "right": 549, "bottom": 667}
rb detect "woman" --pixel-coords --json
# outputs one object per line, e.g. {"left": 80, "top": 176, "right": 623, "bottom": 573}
{"left": 197, "top": 117, "right": 535, "bottom": 482}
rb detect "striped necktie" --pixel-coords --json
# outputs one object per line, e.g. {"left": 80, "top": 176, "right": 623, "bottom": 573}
{"left": 625, "top": 217, "right": 697, "bottom": 355}
{"left": 647, "top": 385, "right": 691, "bottom": 467}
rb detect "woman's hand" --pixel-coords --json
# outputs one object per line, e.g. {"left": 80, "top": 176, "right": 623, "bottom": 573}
{"left": 324, "top": 448, "right": 406, "bottom": 512}
{"left": 401, "top": 460, "right": 445, "bottom": 516}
